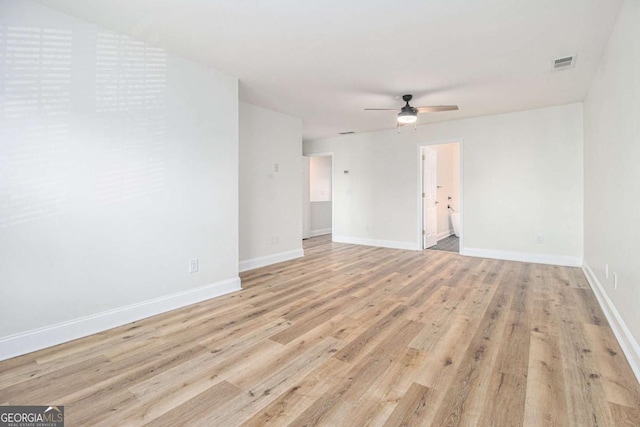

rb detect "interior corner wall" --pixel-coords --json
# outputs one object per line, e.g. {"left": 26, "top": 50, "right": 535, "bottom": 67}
{"left": 0, "top": 0, "right": 239, "bottom": 345}
{"left": 304, "top": 103, "right": 583, "bottom": 263}
{"left": 239, "top": 102, "right": 303, "bottom": 271}
{"left": 583, "top": 0, "right": 640, "bottom": 375}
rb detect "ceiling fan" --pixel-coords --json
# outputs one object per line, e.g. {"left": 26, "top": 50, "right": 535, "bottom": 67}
{"left": 365, "top": 94, "right": 458, "bottom": 126}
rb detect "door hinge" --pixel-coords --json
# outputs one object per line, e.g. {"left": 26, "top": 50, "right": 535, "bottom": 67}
{"left": 422, "top": 192, "right": 425, "bottom": 198}
{"left": 422, "top": 230, "right": 426, "bottom": 235}
{"left": 422, "top": 155, "right": 425, "bottom": 160}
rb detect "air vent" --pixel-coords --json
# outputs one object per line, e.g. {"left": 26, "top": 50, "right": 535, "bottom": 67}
{"left": 552, "top": 55, "right": 576, "bottom": 71}
{"left": 339, "top": 131, "right": 355, "bottom": 135}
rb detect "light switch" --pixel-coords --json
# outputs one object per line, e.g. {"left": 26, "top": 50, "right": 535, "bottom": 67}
{"left": 189, "top": 258, "right": 199, "bottom": 273}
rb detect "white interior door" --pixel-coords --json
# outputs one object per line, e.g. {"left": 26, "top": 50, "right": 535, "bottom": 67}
{"left": 302, "top": 156, "right": 310, "bottom": 239}
{"left": 423, "top": 147, "right": 438, "bottom": 248}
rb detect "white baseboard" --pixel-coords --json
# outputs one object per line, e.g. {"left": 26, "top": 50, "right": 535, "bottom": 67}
{"left": 239, "top": 248, "right": 304, "bottom": 272}
{"left": 310, "top": 228, "right": 332, "bottom": 237}
{"left": 583, "top": 263, "right": 640, "bottom": 383}
{"left": 437, "top": 230, "right": 454, "bottom": 241}
{"left": 0, "top": 277, "right": 241, "bottom": 362}
{"left": 461, "top": 247, "right": 582, "bottom": 267}
{"left": 333, "top": 235, "right": 419, "bottom": 251}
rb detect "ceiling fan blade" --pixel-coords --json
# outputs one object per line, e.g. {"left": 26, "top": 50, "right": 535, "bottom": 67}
{"left": 364, "top": 108, "right": 399, "bottom": 111}
{"left": 416, "top": 105, "right": 459, "bottom": 113}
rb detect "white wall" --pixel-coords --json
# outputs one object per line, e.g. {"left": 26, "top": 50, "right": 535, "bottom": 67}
{"left": 310, "top": 156, "right": 332, "bottom": 201}
{"left": 310, "top": 202, "right": 332, "bottom": 236}
{"left": 583, "top": 0, "right": 640, "bottom": 378}
{"left": 239, "top": 102, "right": 303, "bottom": 271}
{"left": 452, "top": 143, "right": 460, "bottom": 216}
{"left": 0, "top": 1, "right": 239, "bottom": 352}
{"left": 304, "top": 103, "right": 583, "bottom": 264}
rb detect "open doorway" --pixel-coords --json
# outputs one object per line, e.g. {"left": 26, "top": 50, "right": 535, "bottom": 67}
{"left": 303, "top": 154, "right": 333, "bottom": 240}
{"left": 420, "top": 142, "right": 461, "bottom": 253}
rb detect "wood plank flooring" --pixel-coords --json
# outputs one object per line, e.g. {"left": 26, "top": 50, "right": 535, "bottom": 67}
{"left": 1, "top": 234, "right": 639, "bottom": 426}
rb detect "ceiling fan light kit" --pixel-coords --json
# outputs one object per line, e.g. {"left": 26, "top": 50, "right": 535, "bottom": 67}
{"left": 397, "top": 109, "right": 418, "bottom": 124}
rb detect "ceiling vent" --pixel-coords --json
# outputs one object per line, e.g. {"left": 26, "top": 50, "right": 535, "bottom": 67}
{"left": 552, "top": 55, "right": 576, "bottom": 71}
{"left": 339, "top": 131, "right": 355, "bottom": 135}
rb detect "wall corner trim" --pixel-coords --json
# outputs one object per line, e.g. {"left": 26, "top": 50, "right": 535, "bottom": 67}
{"left": 461, "top": 247, "right": 583, "bottom": 267}
{"left": 0, "top": 277, "right": 241, "bottom": 362}
{"left": 239, "top": 248, "right": 304, "bottom": 272}
{"left": 333, "top": 235, "right": 420, "bottom": 251}
{"left": 583, "top": 263, "right": 640, "bottom": 383}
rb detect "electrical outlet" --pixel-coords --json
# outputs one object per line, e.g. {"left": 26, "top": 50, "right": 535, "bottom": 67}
{"left": 189, "top": 258, "right": 199, "bottom": 273}
{"left": 274, "top": 163, "right": 279, "bottom": 172}
{"left": 270, "top": 236, "right": 279, "bottom": 245}
{"left": 605, "top": 264, "right": 609, "bottom": 279}
{"left": 536, "top": 235, "right": 544, "bottom": 244}
{"left": 613, "top": 272, "right": 618, "bottom": 290}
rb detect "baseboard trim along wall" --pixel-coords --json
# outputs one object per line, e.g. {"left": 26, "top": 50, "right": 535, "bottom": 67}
{"left": 461, "top": 247, "right": 583, "bottom": 267}
{"left": 0, "top": 277, "right": 242, "bottom": 362}
{"left": 310, "top": 228, "right": 332, "bottom": 237}
{"left": 333, "top": 235, "right": 419, "bottom": 251}
{"left": 239, "top": 248, "right": 304, "bottom": 272}
{"left": 583, "top": 263, "right": 640, "bottom": 383}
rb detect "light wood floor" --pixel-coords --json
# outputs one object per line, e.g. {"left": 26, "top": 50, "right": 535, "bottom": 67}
{"left": 1, "top": 235, "right": 639, "bottom": 426}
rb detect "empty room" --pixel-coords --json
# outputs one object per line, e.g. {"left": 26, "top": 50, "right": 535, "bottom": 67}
{"left": 1, "top": 0, "right": 639, "bottom": 426}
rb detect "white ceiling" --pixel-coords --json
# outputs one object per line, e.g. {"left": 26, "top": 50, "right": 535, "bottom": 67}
{"left": 36, "top": 0, "right": 623, "bottom": 141}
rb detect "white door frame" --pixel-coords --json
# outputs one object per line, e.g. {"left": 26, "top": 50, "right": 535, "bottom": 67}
{"left": 306, "top": 152, "right": 334, "bottom": 240}
{"left": 416, "top": 139, "right": 463, "bottom": 252}
{"left": 422, "top": 146, "right": 438, "bottom": 249}
{"left": 302, "top": 156, "right": 311, "bottom": 239}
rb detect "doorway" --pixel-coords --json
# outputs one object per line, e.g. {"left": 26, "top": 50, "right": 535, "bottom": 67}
{"left": 303, "top": 153, "right": 333, "bottom": 240}
{"left": 420, "top": 142, "right": 461, "bottom": 252}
